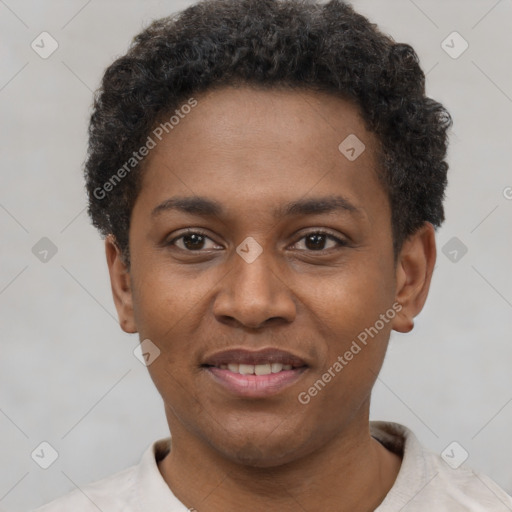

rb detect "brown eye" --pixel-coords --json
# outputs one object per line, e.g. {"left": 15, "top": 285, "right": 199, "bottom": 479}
{"left": 294, "top": 231, "right": 347, "bottom": 251}
{"left": 167, "top": 231, "right": 221, "bottom": 251}
{"left": 180, "top": 233, "right": 207, "bottom": 250}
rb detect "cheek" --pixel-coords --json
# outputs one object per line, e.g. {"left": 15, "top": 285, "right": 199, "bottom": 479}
{"left": 129, "top": 262, "right": 223, "bottom": 387}
{"left": 130, "top": 260, "right": 208, "bottom": 338}
{"left": 309, "top": 258, "right": 395, "bottom": 336}
{"left": 303, "top": 258, "right": 396, "bottom": 392}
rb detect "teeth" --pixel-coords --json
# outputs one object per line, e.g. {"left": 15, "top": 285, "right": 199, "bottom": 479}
{"left": 271, "top": 363, "right": 283, "bottom": 373}
{"left": 239, "top": 364, "right": 253, "bottom": 375}
{"left": 255, "top": 363, "right": 272, "bottom": 375}
{"left": 219, "top": 362, "right": 294, "bottom": 375}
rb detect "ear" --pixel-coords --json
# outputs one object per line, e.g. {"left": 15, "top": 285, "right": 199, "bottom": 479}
{"left": 105, "top": 234, "right": 137, "bottom": 334}
{"left": 391, "top": 222, "right": 437, "bottom": 333}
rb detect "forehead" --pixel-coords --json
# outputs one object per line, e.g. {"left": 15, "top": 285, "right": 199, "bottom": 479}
{"left": 171, "top": 85, "right": 373, "bottom": 154}
{"left": 134, "top": 85, "right": 387, "bottom": 224}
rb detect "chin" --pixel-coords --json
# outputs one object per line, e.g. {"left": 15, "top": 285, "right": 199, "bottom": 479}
{"left": 223, "top": 443, "right": 298, "bottom": 468}
{"left": 208, "top": 427, "right": 311, "bottom": 468}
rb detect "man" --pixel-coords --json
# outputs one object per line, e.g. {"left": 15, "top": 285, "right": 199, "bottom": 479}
{"left": 34, "top": 0, "right": 512, "bottom": 510}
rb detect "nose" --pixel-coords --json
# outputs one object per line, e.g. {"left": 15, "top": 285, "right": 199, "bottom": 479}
{"left": 212, "top": 248, "right": 297, "bottom": 330}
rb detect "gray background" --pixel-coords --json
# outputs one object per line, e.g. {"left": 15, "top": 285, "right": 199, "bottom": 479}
{"left": 1, "top": 0, "right": 511, "bottom": 510}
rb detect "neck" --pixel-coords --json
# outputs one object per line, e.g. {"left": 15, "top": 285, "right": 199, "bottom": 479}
{"left": 158, "top": 411, "right": 402, "bottom": 512}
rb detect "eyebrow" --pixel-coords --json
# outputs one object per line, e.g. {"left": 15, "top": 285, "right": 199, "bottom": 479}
{"left": 151, "top": 195, "right": 361, "bottom": 219}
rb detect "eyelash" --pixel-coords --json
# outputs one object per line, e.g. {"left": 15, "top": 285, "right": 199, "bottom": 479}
{"left": 166, "top": 229, "right": 348, "bottom": 253}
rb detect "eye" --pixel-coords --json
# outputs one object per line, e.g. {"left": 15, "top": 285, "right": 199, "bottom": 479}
{"left": 167, "top": 230, "right": 222, "bottom": 251}
{"left": 166, "top": 229, "right": 348, "bottom": 253}
{"left": 292, "top": 231, "right": 347, "bottom": 252}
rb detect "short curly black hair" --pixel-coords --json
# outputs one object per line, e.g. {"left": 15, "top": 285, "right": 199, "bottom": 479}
{"left": 85, "top": 0, "right": 452, "bottom": 266}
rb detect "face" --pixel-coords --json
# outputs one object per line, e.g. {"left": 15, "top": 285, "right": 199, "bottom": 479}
{"left": 107, "top": 85, "right": 434, "bottom": 468}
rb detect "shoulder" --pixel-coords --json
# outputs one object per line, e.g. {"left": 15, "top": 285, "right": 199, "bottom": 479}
{"left": 422, "top": 445, "right": 512, "bottom": 511}
{"left": 30, "top": 437, "right": 173, "bottom": 512}
{"left": 371, "top": 421, "right": 512, "bottom": 512}
{"left": 31, "top": 464, "right": 138, "bottom": 512}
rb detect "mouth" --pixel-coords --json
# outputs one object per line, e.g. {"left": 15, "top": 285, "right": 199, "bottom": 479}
{"left": 201, "top": 348, "right": 309, "bottom": 398}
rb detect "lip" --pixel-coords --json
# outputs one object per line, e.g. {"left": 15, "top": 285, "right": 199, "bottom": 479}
{"left": 202, "top": 348, "right": 309, "bottom": 398}
{"left": 202, "top": 348, "right": 308, "bottom": 367}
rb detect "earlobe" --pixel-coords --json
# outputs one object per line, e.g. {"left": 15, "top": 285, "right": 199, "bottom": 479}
{"left": 105, "top": 235, "right": 138, "bottom": 334}
{"left": 391, "top": 223, "right": 437, "bottom": 334}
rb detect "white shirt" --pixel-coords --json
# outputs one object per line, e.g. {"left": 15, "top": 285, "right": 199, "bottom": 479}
{"left": 32, "top": 421, "right": 512, "bottom": 511}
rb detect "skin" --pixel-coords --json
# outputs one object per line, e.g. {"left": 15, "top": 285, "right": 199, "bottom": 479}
{"left": 106, "top": 85, "right": 436, "bottom": 511}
